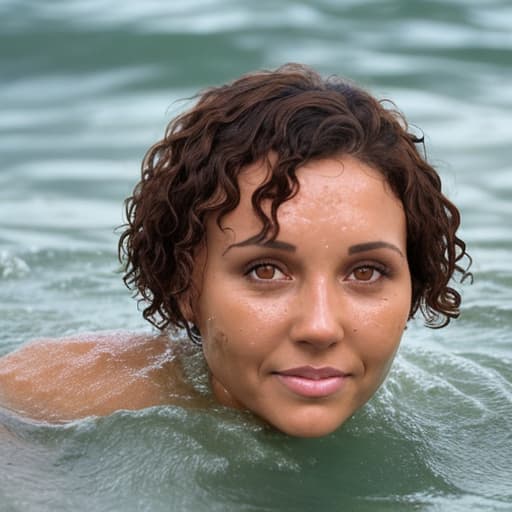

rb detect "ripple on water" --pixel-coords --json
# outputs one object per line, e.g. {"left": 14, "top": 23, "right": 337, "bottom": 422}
{"left": 1, "top": 343, "right": 510, "bottom": 511}
{"left": 379, "top": 346, "right": 512, "bottom": 502}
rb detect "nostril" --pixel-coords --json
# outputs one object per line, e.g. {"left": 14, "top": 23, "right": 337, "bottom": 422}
{"left": 296, "top": 333, "right": 341, "bottom": 349}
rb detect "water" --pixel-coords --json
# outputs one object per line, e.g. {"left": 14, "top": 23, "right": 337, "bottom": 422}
{"left": 1, "top": 0, "right": 511, "bottom": 510}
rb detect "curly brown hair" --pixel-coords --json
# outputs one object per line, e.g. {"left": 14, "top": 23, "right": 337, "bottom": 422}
{"left": 119, "top": 63, "right": 472, "bottom": 339}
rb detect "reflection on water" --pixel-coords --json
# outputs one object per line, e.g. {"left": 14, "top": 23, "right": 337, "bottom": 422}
{"left": 1, "top": 0, "right": 511, "bottom": 510}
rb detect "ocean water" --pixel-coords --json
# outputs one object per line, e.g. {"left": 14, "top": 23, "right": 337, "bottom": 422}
{"left": 1, "top": 0, "right": 511, "bottom": 510}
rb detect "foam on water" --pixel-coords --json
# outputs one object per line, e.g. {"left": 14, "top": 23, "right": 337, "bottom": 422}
{"left": 0, "top": 251, "right": 31, "bottom": 279}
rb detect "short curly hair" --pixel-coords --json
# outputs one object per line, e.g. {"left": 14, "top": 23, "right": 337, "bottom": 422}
{"left": 119, "top": 63, "right": 472, "bottom": 339}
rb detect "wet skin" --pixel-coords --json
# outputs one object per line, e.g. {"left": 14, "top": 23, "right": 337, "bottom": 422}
{"left": 0, "top": 333, "right": 202, "bottom": 422}
{"left": 192, "top": 155, "right": 412, "bottom": 437}
{"left": 0, "top": 155, "right": 411, "bottom": 435}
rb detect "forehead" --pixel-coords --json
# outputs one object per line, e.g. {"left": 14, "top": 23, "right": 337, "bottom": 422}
{"left": 212, "top": 155, "right": 406, "bottom": 244}
{"left": 239, "top": 154, "right": 391, "bottom": 194}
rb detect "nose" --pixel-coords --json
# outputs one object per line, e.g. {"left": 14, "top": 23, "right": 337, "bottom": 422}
{"left": 289, "top": 276, "right": 345, "bottom": 349}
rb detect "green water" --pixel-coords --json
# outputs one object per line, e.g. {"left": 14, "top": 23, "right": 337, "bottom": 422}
{"left": 1, "top": 0, "right": 511, "bottom": 510}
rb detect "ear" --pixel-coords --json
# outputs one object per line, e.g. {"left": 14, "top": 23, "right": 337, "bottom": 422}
{"left": 179, "top": 241, "right": 206, "bottom": 325}
{"left": 181, "top": 245, "right": 208, "bottom": 325}
{"left": 178, "top": 292, "right": 196, "bottom": 324}
{"left": 177, "top": 279, "right": 202, "bottom": 325}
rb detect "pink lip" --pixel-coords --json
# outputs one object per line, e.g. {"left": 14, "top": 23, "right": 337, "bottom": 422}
{"left": 274, "top": 366, "right": 348, "bottom": 398}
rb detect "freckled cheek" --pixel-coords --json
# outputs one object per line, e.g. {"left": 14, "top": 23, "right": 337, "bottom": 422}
{"left": 352, "top": 299, "right": 408, "bottom": 363}
{"left": 201, "top": 325, "right": 229, "bottom": 362}
{"left": 201, "top": 297, "right": 286, "bottom": 360}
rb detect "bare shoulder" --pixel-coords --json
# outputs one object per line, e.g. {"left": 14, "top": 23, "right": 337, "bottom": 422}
{"left": 0, "top": 331, "right": 193, "bottom": 422}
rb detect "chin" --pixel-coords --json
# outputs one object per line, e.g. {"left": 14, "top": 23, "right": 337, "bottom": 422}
{"left": 274, "top": 421, "right": 344, "bottom": 438}
{"left": 266, "top": 410, "right": 351, "bottom": 438}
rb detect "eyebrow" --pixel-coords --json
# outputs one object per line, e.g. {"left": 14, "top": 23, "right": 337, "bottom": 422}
{"left": 224, "top": 236, "right": 297, "bottom": 255}
{"left": 224, "top": 237, "right": 403, "bottom": 257}
{"left": 348, "top": 241, "right": 404, "bottom": 257}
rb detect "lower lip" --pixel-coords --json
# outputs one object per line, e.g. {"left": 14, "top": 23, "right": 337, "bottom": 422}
{"left": 275, "top": 374, "right": 346, "bottom": 398}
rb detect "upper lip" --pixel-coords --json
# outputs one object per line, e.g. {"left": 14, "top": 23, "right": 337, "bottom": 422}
{"left": 275, "top": 366, "right": 347, "bottom": 380}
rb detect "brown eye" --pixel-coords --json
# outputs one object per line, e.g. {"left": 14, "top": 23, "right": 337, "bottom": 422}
{"left": 248, "top": 264, "right": 288, "bottom": 281}
{"left": 353, "top": 266, "right": 375, "bottom": 281}
{"left": 254, "top": 265, "right": 276, "bottom": 280}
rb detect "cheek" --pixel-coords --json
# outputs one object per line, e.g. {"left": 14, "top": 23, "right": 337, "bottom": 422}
{"left": 199, "top": 297, "right": 285, "bottom": 380}
{"left": 353, "top": 294, "right": 410, "bottom": 365}
{"left": 199, "top": 305, "right": 259, "bottom": 365}
{"left": 202, "top": 324, "right": 229, "bottom": 364}
{"left": 201, "top": 292, "right": 285, "bottom": 342}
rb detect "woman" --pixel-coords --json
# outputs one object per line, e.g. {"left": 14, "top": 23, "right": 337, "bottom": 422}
{"left": 0, "top": 64, "right": 471, "bottom": 437}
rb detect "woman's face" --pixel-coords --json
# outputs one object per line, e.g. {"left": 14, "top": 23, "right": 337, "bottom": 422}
{"left": 192, "top": 155, "right": 411, "bottom": 437}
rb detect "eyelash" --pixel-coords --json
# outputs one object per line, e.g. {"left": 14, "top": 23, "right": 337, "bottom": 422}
{"left": 244, "top": 261, "right": 391, "bottom": 284}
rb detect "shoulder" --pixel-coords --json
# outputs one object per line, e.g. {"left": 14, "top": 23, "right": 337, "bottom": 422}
{"left": 0, "top": 331, "right": 186, "bottom": 422}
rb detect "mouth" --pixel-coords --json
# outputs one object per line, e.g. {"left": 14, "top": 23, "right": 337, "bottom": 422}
{"left": 273, "top": 366, "right": 349, "bottom": 398}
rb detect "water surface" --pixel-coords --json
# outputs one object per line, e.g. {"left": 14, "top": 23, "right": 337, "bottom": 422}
{"left": 1, "top": 1, "right": 511, "bottom": 510}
